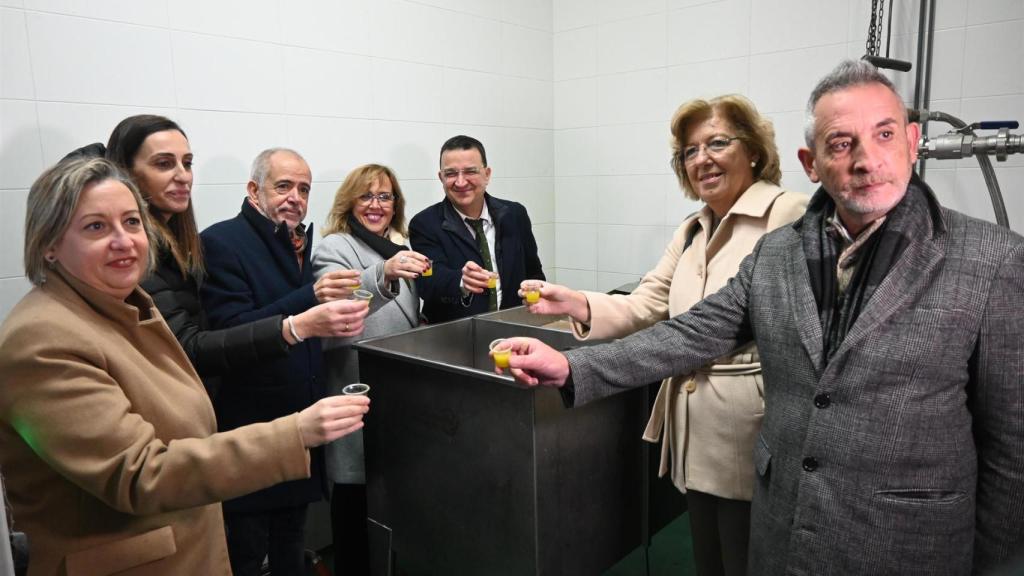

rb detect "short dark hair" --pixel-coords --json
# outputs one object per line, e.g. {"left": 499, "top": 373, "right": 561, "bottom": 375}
{"left": 439, "top": 135, "right": 487, "bottom": 167}
{"left": 60, "top": 142, "right": 107, "bottom": 162}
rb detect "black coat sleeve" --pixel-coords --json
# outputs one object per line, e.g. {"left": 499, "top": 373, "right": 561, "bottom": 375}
{"left": 141, "top": 258, "right": 289, "bottom": 378}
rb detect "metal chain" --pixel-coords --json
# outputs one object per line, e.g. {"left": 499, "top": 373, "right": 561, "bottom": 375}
{"left": 865, "top": 0, "right": 885, "bottom": 57}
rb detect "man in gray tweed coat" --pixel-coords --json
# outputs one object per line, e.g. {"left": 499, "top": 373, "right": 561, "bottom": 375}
{"left": 506, "top": 60, "right": 1024, "bottom": 575}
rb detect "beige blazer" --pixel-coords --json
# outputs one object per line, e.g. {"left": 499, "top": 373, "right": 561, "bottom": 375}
{"left": 573, "top": 181, "right": 807, "bottom": 500}
{"left": 0, "top": 266, "right": 311, "bottom": 576}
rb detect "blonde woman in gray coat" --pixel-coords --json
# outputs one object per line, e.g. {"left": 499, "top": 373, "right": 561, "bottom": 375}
{"left": 312, "top": 164, "right": 428, "bottom": 575}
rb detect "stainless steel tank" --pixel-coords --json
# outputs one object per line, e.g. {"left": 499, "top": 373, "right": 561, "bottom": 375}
{"left": 356, "top": 308, "right": 684, "bottom": 575}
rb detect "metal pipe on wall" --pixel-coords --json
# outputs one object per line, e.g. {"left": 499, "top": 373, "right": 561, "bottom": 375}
{"left": 913, "top": 0, "right": 936, "bottom": 179}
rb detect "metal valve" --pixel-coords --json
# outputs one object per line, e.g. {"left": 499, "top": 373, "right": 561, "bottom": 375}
{"left": 918, "top": 122, "right": 1022, "bottom": 162}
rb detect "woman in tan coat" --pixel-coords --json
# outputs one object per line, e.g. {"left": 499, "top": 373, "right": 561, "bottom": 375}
{"left": 0, "top": 157, "right": 369, "bottom": 576}
{"left": 524, "top": 95, "right": 807, "bottom": 576}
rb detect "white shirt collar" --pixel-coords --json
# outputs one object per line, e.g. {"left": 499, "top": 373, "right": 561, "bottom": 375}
{"left": 455, "top": 201, "right": 491, "bottom": 225}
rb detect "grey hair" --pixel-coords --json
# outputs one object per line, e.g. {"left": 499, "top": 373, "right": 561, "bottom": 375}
{"left": 250, "top": 147, "right": 306, "bottom": 187}
{"left": 25, "top": 157, "right": 156, "bottom": 285}
{"left": 803, "top": 59, "right": 903, "bottom": 148}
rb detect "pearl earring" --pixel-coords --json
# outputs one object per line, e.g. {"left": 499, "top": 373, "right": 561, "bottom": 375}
{"left": 750, "top": 161, "right": 756, "bottom": 168}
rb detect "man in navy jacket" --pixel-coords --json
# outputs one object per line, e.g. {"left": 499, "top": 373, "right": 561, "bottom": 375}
{"left": 200, "top": 148, "right": 365, "bottom": 576}
{"left": 410, "top": 135, "right": 545, "bottom": 323}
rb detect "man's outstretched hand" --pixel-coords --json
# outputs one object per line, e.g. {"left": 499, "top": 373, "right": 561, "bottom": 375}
{"left": 496, "top": 337, "right": 571, "bottom": 387}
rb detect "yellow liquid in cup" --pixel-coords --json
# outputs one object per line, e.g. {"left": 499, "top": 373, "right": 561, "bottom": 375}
{"left": 492, "top": 350, "right": 511, "bottom": 368}
{"left": 487, "top": 277, "right": 497, "bottom": 289}
{"left": 351, "top": 289, "right": 373, "bottom": 302}
{"left": 525, "top": 290, "right": 540, "bottom": 304}
{"left": 422, "top": 267, "right": 433, "bottom": 277}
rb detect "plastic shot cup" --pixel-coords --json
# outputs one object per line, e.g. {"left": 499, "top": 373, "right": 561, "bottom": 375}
{"left": 489, "top": 338, "right": 513, "bottom": 369}
{"left": 350, "top": 289, "right": 373, "bottom": 302}
{"left": 523, "top": 281, "right": 542, "bottom": 304}
{"left": 342, "top": 383, "right": 370, "bottom": 396}
{"left": 422, "top": 259, "right": 433, "bottom": 277}
{"left": 486, "top": 272, "right": 498, "bottom": 290}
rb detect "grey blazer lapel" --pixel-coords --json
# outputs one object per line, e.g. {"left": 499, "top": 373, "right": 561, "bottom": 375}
{"left": 831, "top": 233, "right": 944, "bottom": 360}
{"left": 786, "top": 241, "right": 826, "bottom": 376}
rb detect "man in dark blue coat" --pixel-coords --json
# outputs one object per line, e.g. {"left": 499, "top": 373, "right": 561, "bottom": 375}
{"left": 410, "top": 135, "right": 545, "bottom": 323}
{"left": 200, "top": 148, "right": 366, "bottom": 576}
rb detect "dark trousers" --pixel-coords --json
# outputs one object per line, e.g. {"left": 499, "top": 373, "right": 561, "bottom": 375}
{"left": 331, "top": 483, "right": 369, "bottom": 576}
{"left": 225, "top": 505, "right": 309, "bottom": 576}
{"left": 686, "top": 489, "right": 752, "bottom": 576}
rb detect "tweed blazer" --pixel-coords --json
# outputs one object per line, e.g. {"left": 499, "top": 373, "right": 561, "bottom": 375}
{"left": 312, "top": 229, "right": 420, "bottom": 484}
{"left": 572, "top": 181, "right": 807, "bottom": 500}
{"left": 0, "top": 266, "right": 310, "bottom": 576}
{"left": 564, "top": 184, "right": 1024, "bottom": 575}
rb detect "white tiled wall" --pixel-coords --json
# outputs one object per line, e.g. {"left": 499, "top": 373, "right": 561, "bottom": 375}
{"left": 1, "top": 1, "right": 1022, "bottom": 318}
{"left": 0, "top": 0, "right": 554, "bottom": 320}
{"left": 551, "top": 0, "right": 1024, "bottom": 291}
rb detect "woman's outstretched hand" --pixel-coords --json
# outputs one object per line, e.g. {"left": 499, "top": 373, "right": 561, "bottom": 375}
{"left": 520, "top": 281, "right": 591, "bottom": 323}
{"left": 297, "top": 395, "right": 370, "bottom": 448}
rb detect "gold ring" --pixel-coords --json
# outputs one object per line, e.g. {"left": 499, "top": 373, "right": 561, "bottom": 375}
{"left": 345, "top": 323, "right": 350, "bottom": 332}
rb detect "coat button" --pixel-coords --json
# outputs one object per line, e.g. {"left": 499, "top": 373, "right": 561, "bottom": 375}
{"left": 802, "top": 457, "right": 819, "bottom": 472}
{"left": 684, "top": 378, "right": 697, "bottom": 393}
{"left": 814, "top": 393, "right": 831, "bottom": 408}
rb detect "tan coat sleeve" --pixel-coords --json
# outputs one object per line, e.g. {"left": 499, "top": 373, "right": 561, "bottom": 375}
{"left": 572, "top": 219, "right": 696, "bottom": 341}
{"left": 0, "top": 318, "right": 310, "bottom": 516}
{"left": 572, "top": 188, "right": 806, "bottom": 343}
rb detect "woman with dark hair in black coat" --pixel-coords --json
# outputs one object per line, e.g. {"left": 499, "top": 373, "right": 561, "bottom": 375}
{"left": 104, "top": 115, "right": 364, "bottom": 388}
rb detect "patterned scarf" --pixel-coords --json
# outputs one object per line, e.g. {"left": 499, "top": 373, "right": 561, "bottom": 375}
{"left": 290, "top": 223, "right": 307, "bottom": 270}
{"left": 803, "top": 174, "right": 938, "bottom": 361}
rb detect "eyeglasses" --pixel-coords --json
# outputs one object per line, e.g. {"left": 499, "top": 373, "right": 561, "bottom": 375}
{"left": 357, "top": 192, "right": 395, "bottom": 205}
{"left": 681, "top": 136, "right": 741, "bottom": 164}
{"left": 441, "top": 166, "right": 484, "bottom": 181}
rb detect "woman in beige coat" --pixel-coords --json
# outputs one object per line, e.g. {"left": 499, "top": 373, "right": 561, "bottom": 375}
{"left": 524, "top": 95, "right": 807, "bottom": 576}
{"left": 0, "top": 157, "right": 369, "bottom": 576}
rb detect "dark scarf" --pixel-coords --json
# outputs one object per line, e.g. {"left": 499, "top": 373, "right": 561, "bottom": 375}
{"left": 803, "top": 175, "right": 937, "bottom": 361}
{"left": 347, "top": 214, "right": 408, "bottom": 259}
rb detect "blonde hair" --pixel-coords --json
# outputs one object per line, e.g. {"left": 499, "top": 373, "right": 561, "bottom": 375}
{"left": 669, "top": 94, "right": 782, "bottom": 201}
{"left": 25, "top": 157, "right": 156, "bottom": 285}
{"left": 322, "top": 164, "right": 406, "bottom": 237}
